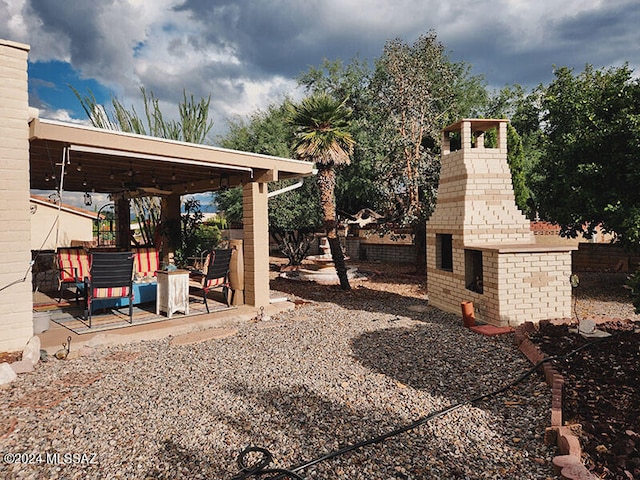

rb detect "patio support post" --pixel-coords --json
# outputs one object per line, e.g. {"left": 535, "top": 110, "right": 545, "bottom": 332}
{"left": 115, "top": 196, "right": 131, "bottom": 248}
{"left": 160, "top": 193, "right": 181, "bottom": 266}
{"left": 242, "top": 181, "right": 269, "bottom": 307}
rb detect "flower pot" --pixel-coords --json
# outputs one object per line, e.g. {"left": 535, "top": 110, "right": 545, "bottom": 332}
{"left": 33, "top": 311, "right": 51, "bottom": 334}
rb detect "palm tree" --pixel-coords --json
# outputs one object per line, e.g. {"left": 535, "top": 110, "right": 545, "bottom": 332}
{"left": 289, "top": 93, "right": 355, "bottom": 290}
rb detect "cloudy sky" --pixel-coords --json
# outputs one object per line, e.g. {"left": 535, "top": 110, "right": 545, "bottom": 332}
{"left": 2, "top": 0, "right": 640, "bottom": 142}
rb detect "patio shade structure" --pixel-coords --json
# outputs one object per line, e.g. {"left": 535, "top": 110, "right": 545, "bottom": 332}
{"left": 2, "top": 37, "right": 314, "bottom": 353}
{"left": 29, "top": 118, "right": 312, "bottom": 196}
{"left": 28, "top": 117, "right": 314, "bottom": 304}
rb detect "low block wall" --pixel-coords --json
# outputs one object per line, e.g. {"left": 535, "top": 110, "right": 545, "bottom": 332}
{"left": 345, "top": 237, "right": 416, "bottom": 263}
{"left": 572, "top": 242, "right": 640, "bottom": 273}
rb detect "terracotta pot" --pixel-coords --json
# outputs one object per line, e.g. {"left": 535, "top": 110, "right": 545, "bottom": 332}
{"left": 461, "top": 301, "right": 476, "bottom": 328}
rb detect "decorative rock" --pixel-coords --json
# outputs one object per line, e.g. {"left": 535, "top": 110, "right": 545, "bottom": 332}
{"left": 552, "top": 455, "right": 599, "bottom": 480}
{"left": 22, "top": 335, "right": 41, "bottom": 366}
{"left": 0, "top": 362, "right": 17, "bottom": 385}
{"left": 9, "top": 359, "right": 34, "bottom": 374}
{"left": 407, "top": 304, "right": 430, "bottom": 313}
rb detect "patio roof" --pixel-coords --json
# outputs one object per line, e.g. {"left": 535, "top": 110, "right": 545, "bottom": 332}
{"left": 29, "top": 118, "right": 313, "bottom": 195}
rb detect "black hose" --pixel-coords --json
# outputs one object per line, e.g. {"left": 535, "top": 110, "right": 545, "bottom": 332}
{"left": 231, "top": 330, "right": 621, "bottom": 479}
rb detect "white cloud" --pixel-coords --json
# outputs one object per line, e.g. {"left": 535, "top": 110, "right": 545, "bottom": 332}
{"left": 3, "top": 0, "right": 638, "bottom": 139}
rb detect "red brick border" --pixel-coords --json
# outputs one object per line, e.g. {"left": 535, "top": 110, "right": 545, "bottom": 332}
{"left": 515, "top": 322, "right": 598, "bottom": 480}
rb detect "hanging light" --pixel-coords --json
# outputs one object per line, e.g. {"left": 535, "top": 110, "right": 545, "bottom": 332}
{"left": 171, "top": 168, "right": 177, "bottom": 181}
{"left": 109, "top": 170, "right": 115, "bottom": 180}
{"left": 76, "top": 162, "right": 82, "bottom": 172}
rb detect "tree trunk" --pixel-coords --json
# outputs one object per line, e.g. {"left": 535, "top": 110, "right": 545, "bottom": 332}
{"left": 317, "top": 167, "right": 351, "bottom": 290}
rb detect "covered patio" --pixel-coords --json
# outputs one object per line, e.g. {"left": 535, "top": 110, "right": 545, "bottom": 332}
{"left": 1, "top": 38, "right": 314, "bottom": 352}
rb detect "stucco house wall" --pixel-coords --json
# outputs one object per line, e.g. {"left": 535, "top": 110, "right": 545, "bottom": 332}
{"left": 30, "top": 195, "right": 97, "bottom": 250}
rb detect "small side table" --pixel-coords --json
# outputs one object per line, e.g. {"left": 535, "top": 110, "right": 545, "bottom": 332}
{"left": 156, "top": 270, "right": 190, "bottom": 318}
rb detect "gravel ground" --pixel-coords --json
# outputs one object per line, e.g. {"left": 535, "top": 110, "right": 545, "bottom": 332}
{"left": 0, "top": 261, "right": 569, "bottom": 479}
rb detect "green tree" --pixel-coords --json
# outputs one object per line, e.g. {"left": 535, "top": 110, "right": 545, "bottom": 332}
{"left": 218, "top": 102, "right": 322, "bottom": 264}
{"left": 533, "top": 64, "right": 640, "bottom": 243}
{"left": 215, "top": 186, "right": 244, "bottom": 226}
{"left": 289, "top": 93, "right": 355, "bottom": 289}
{"left": 370, "top": 32, "right": 486, "bottom": 272}
{"left": 269, "top": 178, "right": 322, "bottom": 265}
{"left": 485, "top": 85, "right": 544, "bottom": 218}
{"left": 298, "top": 59, "right": 385, "bottom": 216}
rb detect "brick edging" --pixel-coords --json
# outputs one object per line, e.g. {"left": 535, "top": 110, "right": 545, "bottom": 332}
{"left": 514, "top": 322, "right": 598, "bottom": 480}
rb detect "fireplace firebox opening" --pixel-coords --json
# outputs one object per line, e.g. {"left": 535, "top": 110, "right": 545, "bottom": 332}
{"left": 436, "top": 234, "right": 453, "bottom": 272}
{"left": 465, "top": 249, "right": 483, "bottom": 294}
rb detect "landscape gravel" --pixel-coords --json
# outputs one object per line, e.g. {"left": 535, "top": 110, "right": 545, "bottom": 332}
{"left": 1, "top": 265, "right": 559, "bottom": 480}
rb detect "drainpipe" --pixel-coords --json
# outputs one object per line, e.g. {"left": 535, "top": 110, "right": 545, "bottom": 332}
{"left": 267, "top": 169, "right": 317, "bottom": 199}
{"left": 267, "top": 179, "right": 304, "bottom": 198}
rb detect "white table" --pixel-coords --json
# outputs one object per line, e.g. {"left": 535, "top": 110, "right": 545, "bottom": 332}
{"left": 156, "top": 270, "right": 190, "bottom": 318}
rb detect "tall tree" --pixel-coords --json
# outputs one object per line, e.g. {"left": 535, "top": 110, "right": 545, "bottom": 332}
{"left": 370, "top": 32, "right": 486, "bottom": 273}
{"left": 289, "top": 93, "right": 355, "bottom": 289}
{"left": 73, "top": 86, "right": 214, "bottom": 251}
{"left": 298, "top": 58, "right": 384, "bottom": 215}
{"left": 533, "top": 64, "right": 640, "bottom": 244}
{"left": 218, "top": 102, "right": 323, "bottom": 265}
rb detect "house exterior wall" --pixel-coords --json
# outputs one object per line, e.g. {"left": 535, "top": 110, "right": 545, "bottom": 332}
{"left": 31, "top": 201, "right": 95, "bottom": 250}
{"left": 0, "top": 39, "right": 33, "bottom": 352}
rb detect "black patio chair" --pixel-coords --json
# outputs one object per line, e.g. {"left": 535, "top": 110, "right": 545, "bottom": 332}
{"left": 189, "top": 248, "right": 233, "bottom": 312}
{"left": 85, "top": 251, "right": 135, "bottom": 327}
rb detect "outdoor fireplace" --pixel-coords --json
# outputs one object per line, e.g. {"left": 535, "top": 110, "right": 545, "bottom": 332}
{"left": 426, "top": 119, "right": 576, "bottom": 327}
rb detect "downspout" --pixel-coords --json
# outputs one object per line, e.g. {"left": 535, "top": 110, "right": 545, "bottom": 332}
{"left": 267, "top": 169, "right": 317, "bottom": 199}
{"left": 267, "top": 179, "right": 303, "bottom": 198}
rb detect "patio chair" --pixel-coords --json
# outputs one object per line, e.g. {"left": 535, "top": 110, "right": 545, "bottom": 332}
{"left": 56, "top": 247, "right": 90, "bottom": 303}
{"left": 132, "top": 246, "right": 160, "bottom": 279}
{"left": 189, "top": 248, "right": 233, "bottom": 312}
{"left": 85, "top": 251, "right": 135, "bottom": 327}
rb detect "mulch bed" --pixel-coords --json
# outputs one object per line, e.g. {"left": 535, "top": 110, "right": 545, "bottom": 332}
{"left": 529, "top": 320, "right": 640, "bottom": 479}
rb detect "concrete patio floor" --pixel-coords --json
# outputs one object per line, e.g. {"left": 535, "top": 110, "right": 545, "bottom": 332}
{"left": 34, "top": 290, "right": 295, "bottom": 356}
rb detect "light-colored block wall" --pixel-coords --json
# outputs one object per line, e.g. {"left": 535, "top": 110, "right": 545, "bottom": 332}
{"left": 0, "top": 39, "right": 34, "bottom": 352}
{"left": 427, "top": 119, "right": 574, "bottom": 326}
{"left": 427, "top": 248, "right": 574, "bottom": 326}
{"left": 242, "top": 181, "right": 270, "bottom": 307}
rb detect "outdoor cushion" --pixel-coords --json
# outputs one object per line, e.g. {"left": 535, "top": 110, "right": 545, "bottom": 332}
{"left": 132, "top": 246, "right": 159, "bottom": 278}
{"left": 57, "top": 247, "right": 90, "bottom": 282}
